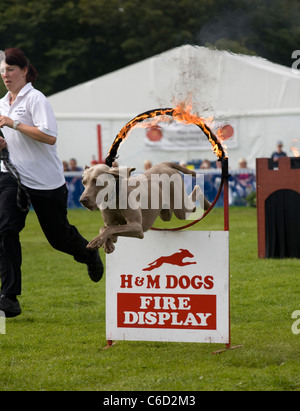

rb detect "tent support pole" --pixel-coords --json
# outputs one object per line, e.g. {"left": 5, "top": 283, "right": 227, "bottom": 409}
{"left": 97, "top": 124, "right": 103, "bottom": 163}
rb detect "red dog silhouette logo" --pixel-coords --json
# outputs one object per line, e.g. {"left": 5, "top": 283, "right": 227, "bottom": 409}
{"left": 143, "top": 249, "right": 197, "bottom": 271}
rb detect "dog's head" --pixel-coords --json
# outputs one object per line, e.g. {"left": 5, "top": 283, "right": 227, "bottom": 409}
{"left": 79, "top": 164, "right": 136, "bottom": 211}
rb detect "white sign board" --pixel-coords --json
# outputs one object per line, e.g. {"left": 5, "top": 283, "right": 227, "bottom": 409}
{"left": 106, "top": 231, "right": 229, "bottom": 344}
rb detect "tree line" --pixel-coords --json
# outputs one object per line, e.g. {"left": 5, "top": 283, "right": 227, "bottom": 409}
{"left": 0, "top": 0, "right": 299, "bottom": 97}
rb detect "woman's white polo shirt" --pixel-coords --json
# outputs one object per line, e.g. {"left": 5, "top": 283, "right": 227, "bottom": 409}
{"left": 0, "top": 83, "right": 65, "bottom": 190}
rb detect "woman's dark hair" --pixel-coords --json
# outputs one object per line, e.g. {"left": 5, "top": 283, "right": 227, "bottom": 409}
{"left": 4, "top": 48, "right": 38, "bottom": 83}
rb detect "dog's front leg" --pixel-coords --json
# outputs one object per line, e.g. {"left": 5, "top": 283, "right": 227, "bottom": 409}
{"left": 87, "top": 233, "right": 107, "bottom": 249}
{"left": 85, "top": 225, "right": 107, "bottom": 249}
{"left": 87, "top": 220, "right": 144, "bottom": 250}
{"left": 103, "top": 238, "right": 115, "bottom": 254}
{"left": 97, "top": 227, "right": 116, "bottom": 253}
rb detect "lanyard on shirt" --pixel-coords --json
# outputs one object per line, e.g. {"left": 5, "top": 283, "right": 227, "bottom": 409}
{"left": 0, "top": 128, "right": 31, "bottom": 212}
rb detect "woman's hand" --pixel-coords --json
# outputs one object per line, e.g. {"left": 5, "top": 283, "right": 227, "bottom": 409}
{"left": 0, "top": 115, "right": 13, "bottom": 129}
{"left": 0, "top": 136, "right": 7, "bottom": 151}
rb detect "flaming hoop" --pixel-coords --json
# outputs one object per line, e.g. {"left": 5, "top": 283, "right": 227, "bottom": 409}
{"left": 105, "top": 107, "right": 228, "bottom": 231}
{"left": 105, "top": 107, "right": 226, "bottom": 167}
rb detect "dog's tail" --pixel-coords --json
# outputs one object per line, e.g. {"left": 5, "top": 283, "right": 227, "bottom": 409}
{"left": 163, "top": 162, "right": 196, "bottom": 176}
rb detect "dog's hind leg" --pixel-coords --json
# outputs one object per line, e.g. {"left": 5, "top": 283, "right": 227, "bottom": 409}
{"left": 172, "top": 185, "right": 211, "bottom": 220}
{"left": 159, "top": 209, "right": 173, "bottom": 221}
{"left": 190, "top": 185, "right": 211, "bottom": 210}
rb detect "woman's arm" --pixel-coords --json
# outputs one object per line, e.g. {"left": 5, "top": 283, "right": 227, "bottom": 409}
{"left": 0, "top": 115, "right": 56, "bottom": 145}
{"left": 14, "top": 122, "right": 56, "bottom": 145}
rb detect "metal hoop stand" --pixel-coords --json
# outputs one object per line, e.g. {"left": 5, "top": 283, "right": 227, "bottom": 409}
{"left": 104, "top": 109, "right": 241, "bottom": 353}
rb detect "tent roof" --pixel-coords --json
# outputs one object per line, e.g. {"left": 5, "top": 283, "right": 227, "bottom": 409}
{"left": 49, "top": 45, "right": 300, "bottom": 118}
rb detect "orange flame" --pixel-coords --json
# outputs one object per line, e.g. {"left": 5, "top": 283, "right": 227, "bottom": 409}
{"left": 291, "top": 139, "right": 299, "bottom": 157}
{"left": 105, "top": 106, "right": 226, "bottom": 166}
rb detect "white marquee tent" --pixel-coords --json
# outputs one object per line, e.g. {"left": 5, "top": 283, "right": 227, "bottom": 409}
{"left": 48, "top": 45, "right": 300, "bottom": 170}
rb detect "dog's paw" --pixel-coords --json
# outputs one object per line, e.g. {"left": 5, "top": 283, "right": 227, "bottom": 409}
{"left": 103, "top": 242, "right": 115, "bottom": 254}
{"left": 87, "top": 235, "right": 104, "bottom": 249}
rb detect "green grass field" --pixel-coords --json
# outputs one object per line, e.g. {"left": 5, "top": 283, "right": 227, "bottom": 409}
{"left": 0, "top": 207, "right": 299, "bottom": 391}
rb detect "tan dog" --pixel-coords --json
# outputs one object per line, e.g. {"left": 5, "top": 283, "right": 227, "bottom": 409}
{"left": 80, "top": 162, "right": 211, "bottom": 253}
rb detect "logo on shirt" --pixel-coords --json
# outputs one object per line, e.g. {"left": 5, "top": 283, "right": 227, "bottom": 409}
{"left": 14, "top": 106, "right": 26, "bottom": 116}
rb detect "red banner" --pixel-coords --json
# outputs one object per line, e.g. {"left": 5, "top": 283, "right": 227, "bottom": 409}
{"left": 117, "top": 293, "right": 216, "bottom": 330}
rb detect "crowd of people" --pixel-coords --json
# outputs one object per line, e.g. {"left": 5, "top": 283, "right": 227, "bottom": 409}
{"left": 62, "top": 154, "right": 257, "bottom": 209}
{"left": 65, "top": 141, "right": 286, "bottom": 209}
{"left": 61, "top": 137, "right": 292, "bottom": 211}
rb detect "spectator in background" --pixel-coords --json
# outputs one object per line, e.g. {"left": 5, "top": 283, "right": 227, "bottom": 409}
{"left": 233, "top": 157, "right": 255, "bottom": 203}
{"left": 199, "top": 159, "right": 214, "bottom": 203}
{"left": 144, "top": 160, "right": 152, "bottom": 170}
{"left": 90, "top": 155, "right": 98, "bottom": 166}
{"left": 238, "top": 157, "right": 248, "bottom": 169}
{"left": 271, "top": 141, "right": 286, "bottom": 167}
{"left": 62, "top": 160, "right": 69, "bottom": 171}
{"left": 200, "top": 159, "right": 211, "bottom": 169}
{"left": 67, "top": 158, "right": 83, "bottom": 208}
{"left": 69, "top": 158, "right": 82, "bottom": 171}
{"left": 216, "top": 160, "right": 222, "bottom": 169}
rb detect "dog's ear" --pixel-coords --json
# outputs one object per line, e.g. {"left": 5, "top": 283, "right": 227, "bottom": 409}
{"left": 85, "top": 165, "right": 90, "bottom": 170}
{"left": 128, "top": 167, "right": 136, "bottom": 176}
{"left": 108, "top": 167, "right": 136, "bottom": 179}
